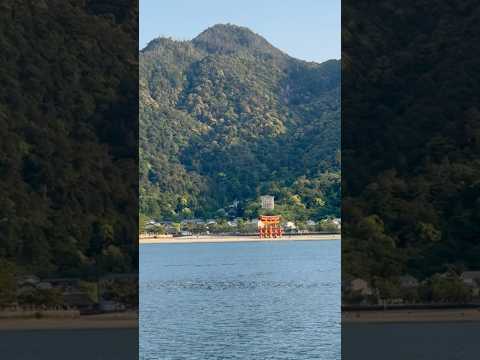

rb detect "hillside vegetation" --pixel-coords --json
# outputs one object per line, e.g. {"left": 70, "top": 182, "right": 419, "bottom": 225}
{"left": 343, "top": 0, "right": 480, "bottom": 289}
{"left": 140, "top": 24, "right": 340, "bottom": 222}
{"left": 0, "top": 0, "right": 138, "bottom": 280}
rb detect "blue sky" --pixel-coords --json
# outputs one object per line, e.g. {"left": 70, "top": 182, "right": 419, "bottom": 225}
{"left": 140, "top": 0, "right": 340, "bottom": 63}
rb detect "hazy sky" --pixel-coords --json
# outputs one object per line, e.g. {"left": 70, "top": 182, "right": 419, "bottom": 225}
{"left": 140, "top": 0, "right": 340, "bottom": 63}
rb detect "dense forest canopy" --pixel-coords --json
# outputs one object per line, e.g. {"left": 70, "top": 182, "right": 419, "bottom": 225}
{"left": 140, "top": 24, "right": 340, "bottom": 222}
{"left": 0, "top": 0, "right": 138, "bottom": 279}
{"left": 342, "top": 0, "right": 480, "bottom": 285}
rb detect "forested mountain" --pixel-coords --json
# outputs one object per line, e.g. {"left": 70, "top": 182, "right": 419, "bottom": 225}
{"left": 0, "top": 0, "right": 138, "bottom": 279}
{"left": 343, "top": 0, "right": 480, "bottom": 287}
{"left": 140, "top": 24, "right": 340, "bottom": 221}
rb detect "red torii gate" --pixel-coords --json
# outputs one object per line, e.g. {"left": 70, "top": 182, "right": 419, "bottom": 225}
{"left": 258, "top": 215, "right": 283, "bottom": 238}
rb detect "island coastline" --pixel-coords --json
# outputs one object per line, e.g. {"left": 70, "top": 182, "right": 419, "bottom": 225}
{"left": 139, "top": 234, "right": 340, "bottom": 244}
{"left": 0, "top": 312, "right": 138, "bottom": 331}
{"left": 342, "top": 308, "right": 480, "bottom": 323}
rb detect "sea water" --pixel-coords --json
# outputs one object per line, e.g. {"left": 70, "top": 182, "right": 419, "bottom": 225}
{"left": 140, "top": 240, "right": 340, "bottom": 359}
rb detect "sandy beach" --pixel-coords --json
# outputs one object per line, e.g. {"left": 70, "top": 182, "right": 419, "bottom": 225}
{"left": 139, "top": 234, "right": 340, "bottom": 244}
{"left": 0, "top": 312, "right": 138, "bottom": 331}
{"left": 342, "top": 308, "right": 480, "bottom": 323}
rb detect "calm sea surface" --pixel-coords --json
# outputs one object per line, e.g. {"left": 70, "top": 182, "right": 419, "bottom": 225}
{"left": 140, "top": 240, "right": 340, "bottom": 360}
{"left": 0, "top": 329, "right": 138, "bottom": 360}
{"left": 343, "top": 322, "right": 480, "bottom": 360}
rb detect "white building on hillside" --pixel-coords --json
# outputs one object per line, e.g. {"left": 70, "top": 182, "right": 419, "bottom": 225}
{"left": 260, "top": 195, "right": 274, "bottom": 210}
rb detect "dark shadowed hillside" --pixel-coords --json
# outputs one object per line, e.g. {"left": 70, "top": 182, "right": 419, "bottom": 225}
{"left": 0, "top": 0, "right": 138, "bottom": 283}
{"left": 140, "top": 24, "right": 340, "bottom": 221}
{"left": 342, "top": 0, "right": 480, "bottom": 303}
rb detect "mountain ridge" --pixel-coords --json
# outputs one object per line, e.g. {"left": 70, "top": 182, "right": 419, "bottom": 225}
{"left": 142, "top": 23, "right": 333, "bottom": 65}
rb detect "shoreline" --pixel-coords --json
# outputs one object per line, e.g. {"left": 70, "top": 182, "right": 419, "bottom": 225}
{"left": 139, "top": 234, "right": 340, "bottom": 244}
{"left": 343, "top": 308, "right": 480, "bottom": 323}
{"left": 0, "top": 313, "right": 138, "bottom": 331}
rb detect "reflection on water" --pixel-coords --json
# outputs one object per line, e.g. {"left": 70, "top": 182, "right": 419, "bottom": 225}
{"left": 140, "top": 240, "right": 340, "bottom": 360}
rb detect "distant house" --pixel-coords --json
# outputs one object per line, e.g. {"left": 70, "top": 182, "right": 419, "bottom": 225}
{"left": 332, "top": 218, "right": 341, "bottom": 229}
{"left": 461, "top": 271, "right": 480, "bottom": 285}
{"left": 306, "top": 220, "right": 316, "bottom": 227}
{"left": 17, "top": 275, "right": 40, "bottom": 287}
{"left": 99, "top": 273, "right": 138, "bottom": 310}
{"left": 284, "top": 222, "right": 297, "bottom": 231}
{"left": 181, "top": 218, "right": 204, "bottom": 225}
{"left": 37, "top": 282, "right": 53, "bottom": 290}
{"left": 461, "top": 271, "right": 480, "bottom": 296}
{"left": 399, "top": 275, "right": 419, "bottom": 289}
{"left": 350, "top": 278, "right": 373, "bottom": 296}
{"left": 44, "top": 278, "right": 81, "bottom": 293}
{"left": 99, "top": 299, "right": 125, "bottom": 313}
{"left": 164, "top": 224, "right": 177, "bottom": 234}
{"left": 63, "top": 292, "right": 94, "bottom": 312}
{"left": 227, "top": 220, "right": 238, "bottom": 227}
{"left": 145, "top": 224, "right": 160, "bottom": 232}
{"left": 16, "top": 276, "right": 50, "bottom": 304}
{"left": 16, "top": 283, "right": 36, "bottom": 297}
